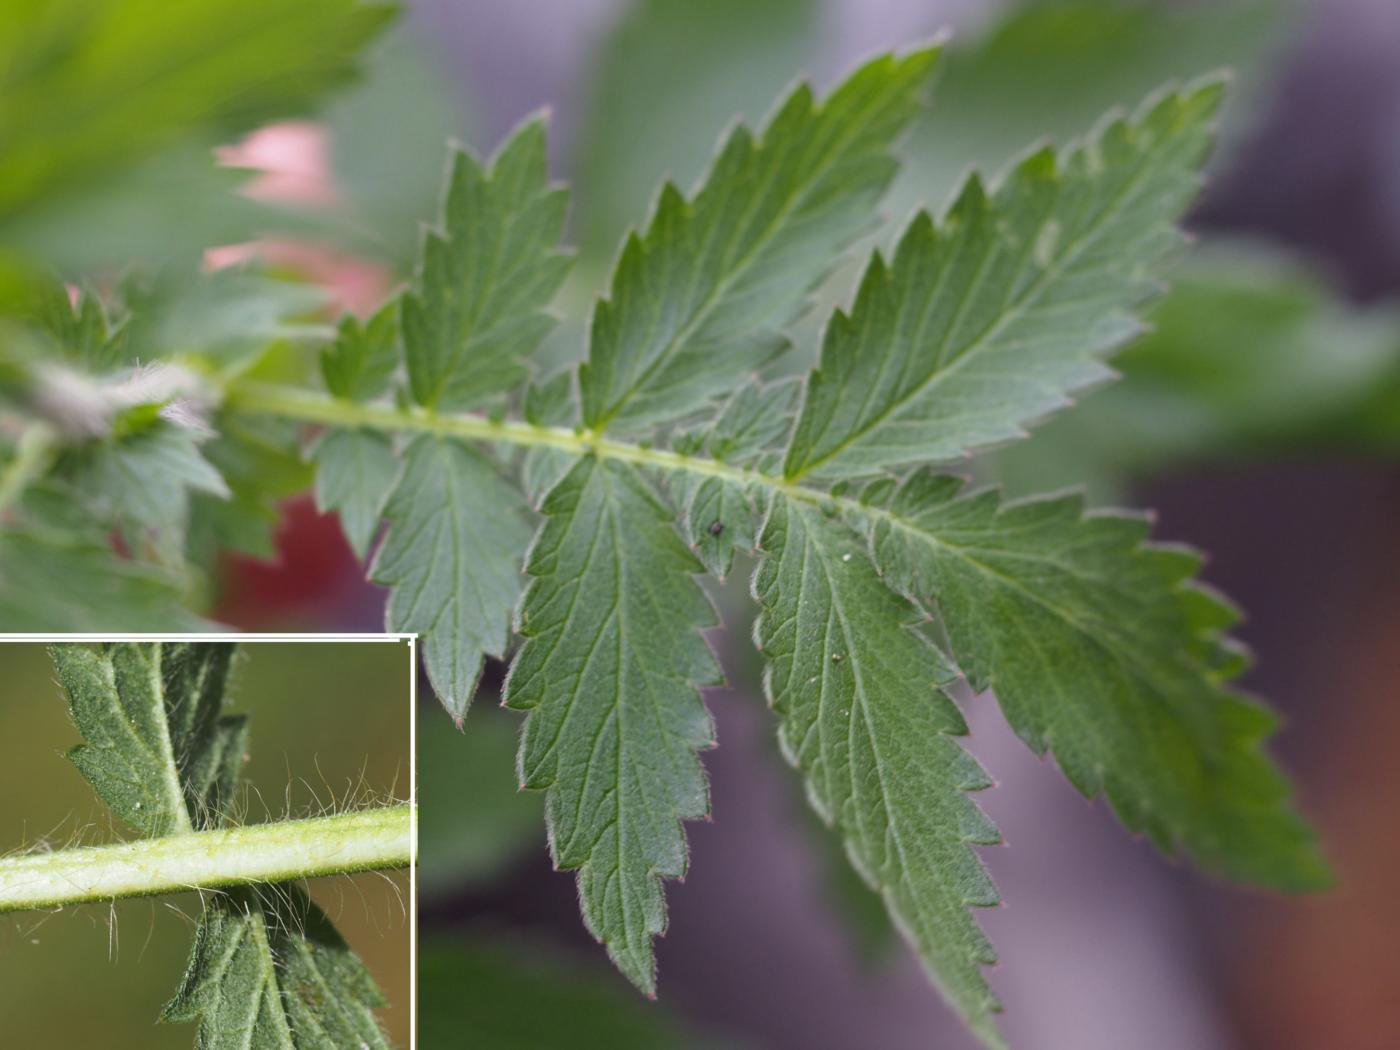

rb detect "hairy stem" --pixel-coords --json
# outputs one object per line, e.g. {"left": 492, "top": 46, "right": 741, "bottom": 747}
{"left": 0, "top": 805, "right": 414, "bottom": 914}
{"left": 227, "top": 382, "right": 968, "bottom": 555}
{"left": 229, "top": 381, "right": 815, "bottom": 499}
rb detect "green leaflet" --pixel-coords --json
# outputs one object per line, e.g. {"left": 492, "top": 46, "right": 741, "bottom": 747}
{"left": 321, "top": 304, "right": 399, "bottom": 403}
{"left": 784, "top": 80, "right": 1224, "bottom": 481}
{"left": 988, "top": 245, "right": 1400, "bottom": 499}
{"left": 504, "top": 456, "right": 721, "bottom": 994}
{"left": 371, "top": 433, "right": 532, "bottom": 721}
{"left": 50, "top": 642, "right": 393, "bottom": 1047}
{"left": 578, "top": 46, "right": 938, "bottom": 433}
{"left": 51, "top": 642, "right": 243, "bottom": 836}
{"left": 64, "top": 421, "right": 229, "bottom": 560}
{"left": 162, "top": 884, "right": 390, "bottom": 1050}
{"left": 677, "top": 475, "right": 757, "bottom": 580}
{"left": 310, "top": 427, "right": 398, "bottom": 559}
{"left": 752, "top": 496, "right": 1004, "bottom": 1047}
{"left": 400, "top": 117, "right": 573, "bottom": 411}
{"left": 521, "top": 370, "right": 578, "bottom": 505}
{"left": 861, "top": 472, "right": 1329, "bottom": 889}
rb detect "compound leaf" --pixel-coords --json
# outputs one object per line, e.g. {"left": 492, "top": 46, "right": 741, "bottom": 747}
{"left": 371, "top": 433, "right": 532, "bottom": 721}
{"left": 752, "top": 495, "right": 1004, "bottom": 1047}
{"left": 785, "top": 81, "right": 1223, "bottom": 481}
{"left": 400, "top": 118, "right": 573, "bottom": 412}
{"left": 863, "top": 471, "right": 1329, "bottom": 889}
{"left": 504, "top": 456, "right": 721, "bottom": 994}
{"left": 579, "top": 46, "right": 938, "bottom": 433}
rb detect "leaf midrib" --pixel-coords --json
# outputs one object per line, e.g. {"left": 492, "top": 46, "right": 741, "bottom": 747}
{"left": 787, "top": 123, "right": 1172, "bottom": 480}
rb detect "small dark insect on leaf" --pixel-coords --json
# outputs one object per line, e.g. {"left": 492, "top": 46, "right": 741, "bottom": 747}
{"left": 708, "top": 519, "right": 725, "bottom": 537}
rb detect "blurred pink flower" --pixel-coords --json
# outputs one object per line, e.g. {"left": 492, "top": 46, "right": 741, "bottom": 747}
{"left": 206, "top": 122, "right": 392, "bottom": 316}
{"left": 216, "top": 121, "right": 341, "bottom": 207}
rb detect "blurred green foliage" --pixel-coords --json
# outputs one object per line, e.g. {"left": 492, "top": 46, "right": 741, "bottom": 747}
{"left": 418, "top": 700, "right": 541, "bottom": 897}
{"left": 990, "top": 245, "right": 1400, "bottom": 499}
{"left": 0, "top": 0, "right": 395, "bottom": 268}
{"left": 420, "top": 937, "right": 726, "bottom": 1048}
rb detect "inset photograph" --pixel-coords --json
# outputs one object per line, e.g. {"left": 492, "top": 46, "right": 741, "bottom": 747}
{"left": 0, "top": 638, "right": 414, "bottom": 1048}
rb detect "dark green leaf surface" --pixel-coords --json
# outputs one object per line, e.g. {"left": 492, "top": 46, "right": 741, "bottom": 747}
{"left": 521, "top": 370, "right": 578, "bottom": 504}
{"left": 785, "top": 81, "right": 1224, "bottom": 480}
{"left": 190, "top": 416, "right": 314, "bottom": 561}
{"left": 310, "top": 427, "right": 398, "bottom": 559}
{"left": 163, "top": 885, "right": 390, "bottom": 1050}
{"left": 696, "top": 378, "right": 800, "bottom": 468}
{"left": 862, "top": 472, "right": 1329, "bottom": 889}
{"left": 505, "top": 456, "right": 721, "bottom": 994}
{"left": 578, "top": 47, "right": 938, "bottom": 433}
{"left": 753, "top": 496, "right": 1004, "bottom": 1047}
{"left": 400, "top": 118, "right": 573, "bottom": 411}
{"left": 371, "top": 434, "right": 531, "bottom": 721}
{"left": 678, "top": 475, "right": 757, "bottom": 580}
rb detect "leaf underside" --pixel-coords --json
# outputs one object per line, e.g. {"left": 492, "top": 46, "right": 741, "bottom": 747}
{"left": 504, "top": 456, "right": 721, "bottom": 994}
{"left": 162, "top": 885, "right": 390, "bottom": 1050}
{"left": 862, "top": 472, "right": 1329, "bottom": 889}
{"left": 400, "top": 118, "right": 573, "bottom": 412}
{"left": 371, "top": 433, "right": 532, "bottom": 722}
{"left": 754, "top": 496, "right": 1006, "bottom": 1046}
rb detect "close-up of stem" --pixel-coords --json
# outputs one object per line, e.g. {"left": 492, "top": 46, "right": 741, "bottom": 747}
{"left": 0, "top": 805, "right": 414, "bottom": 914}
{"left": 0, "top": 640, "right": 413, "bottom": 1048}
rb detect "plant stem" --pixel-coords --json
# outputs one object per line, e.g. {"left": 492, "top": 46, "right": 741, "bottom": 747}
{"left": 0, "top": 805, "right": 414, "bottom": 914}
{"left": 226, "top": 381, "right": 968, "bottom": 554}
{"left": 229, "top": 381, "right": 814, "bottom": 499}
